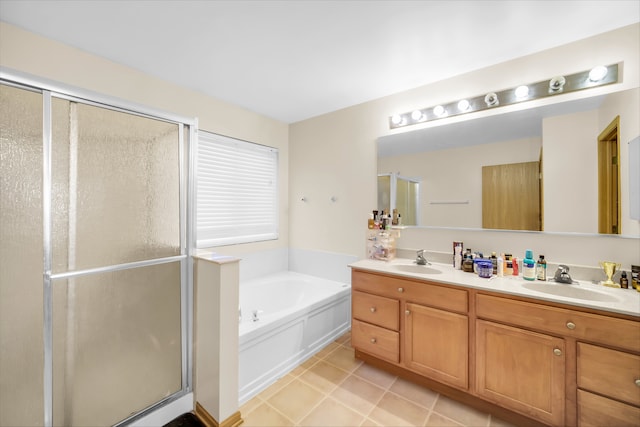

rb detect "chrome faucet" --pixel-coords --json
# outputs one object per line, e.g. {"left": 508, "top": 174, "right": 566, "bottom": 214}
{"left": 415, "top": 250, "right": 429, "bottom": 265}
{"left": 553, "top": 265, "right": 573, "bottom": 284}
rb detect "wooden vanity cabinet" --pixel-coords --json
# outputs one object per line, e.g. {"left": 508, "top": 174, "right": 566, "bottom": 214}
{"left": 351, "top": 270, "right": 469, "bottom": 390}
{"left": 576, "top": 343, "right": 640, "bottom": 426}
{"left": 476, "top": 292, "right": 640, "bottom": 427}
{"left": 351, "top": 268, "right": 640, "bottom": 427}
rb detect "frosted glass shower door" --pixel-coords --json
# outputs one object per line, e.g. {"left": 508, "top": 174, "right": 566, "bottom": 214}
{"left": 49, "top": 99, "right": 184, "bottom": 426}
{"left": 0, "top": 83, "right": 45, "bottom": 427}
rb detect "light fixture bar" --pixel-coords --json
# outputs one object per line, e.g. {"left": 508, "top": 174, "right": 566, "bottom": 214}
{"left": 389, "top": 63, "right": 619, "bottom": 129}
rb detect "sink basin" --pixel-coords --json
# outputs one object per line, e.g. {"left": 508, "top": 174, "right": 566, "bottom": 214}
{"left": 521, "top": 281, "right": 620, "bottom": 302}
{"left": 390, "top": 264, "right": 442, "bottom": 275}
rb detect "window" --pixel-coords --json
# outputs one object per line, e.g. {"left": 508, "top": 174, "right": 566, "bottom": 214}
{"left": 197, "top": 131, "right": 278, "bottom": 247}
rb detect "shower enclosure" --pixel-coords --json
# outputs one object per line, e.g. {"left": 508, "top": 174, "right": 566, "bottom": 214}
{"left": 0, "top": 72, "right": 196, "bottom": 426}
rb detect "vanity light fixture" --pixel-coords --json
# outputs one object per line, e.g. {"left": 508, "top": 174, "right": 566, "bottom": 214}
{"left": 388, "top": 63, "right": 619, "bottom": 129}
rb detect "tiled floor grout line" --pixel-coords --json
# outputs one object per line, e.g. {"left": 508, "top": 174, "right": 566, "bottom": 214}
{"left": 241, "top": 333, "right": 502, "bottom": 427}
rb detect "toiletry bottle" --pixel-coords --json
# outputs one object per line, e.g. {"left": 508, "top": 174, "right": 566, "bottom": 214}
{"left": 491, "top": 252, "right": 497, "bottom": 275}
{"left": 453, "top": 242, "right": 463, "bottom": 270}
{"left": 397, "top": 213, "right": 402, "bottom": 226}
{"left": 368, "top": 214, "right": 374, "bottom": 229}
{"left": 373, "top": 210, "right": 380, "bottom": 229}
{"left": 523, "top": 250, "right": 536, "bottom": 281}
{"left": 504, "top": 254, "right": 513, "bottom": 276}
{"left": 463, "top": 249, "right": 474, "bottom": 273}
{"left": 512, "top": 256, "right": 519, "bottom": 276}
{"left": 497, "top": 255, "right": 504, "bottom": 277}
{"left": 536, "top": 255, "right": 547, "bottom": 281}
{"left": 620, "top": 271, "right": 629, "bottom": 289}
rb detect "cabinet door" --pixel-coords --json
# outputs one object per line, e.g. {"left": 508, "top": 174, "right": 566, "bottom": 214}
{"left": 476, "top": 320, "right": 565, "bottom": 426}
{"left": 404, "top": 303, "right": 468, "bottom": 389}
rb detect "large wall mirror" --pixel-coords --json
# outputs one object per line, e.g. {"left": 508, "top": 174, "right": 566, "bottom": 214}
{"left": 377, "top": 87, "right": 640, "bottom": 237}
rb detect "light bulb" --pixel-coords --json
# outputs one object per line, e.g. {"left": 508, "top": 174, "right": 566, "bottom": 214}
{"left": 549, "top": 76, "right": 566, "bottom": 92}
{"left": 457, "top": 99, "right": 470, "bottom": 112}
{"left": 515, "top": 85, "right": 529, "bottom": 99}
{"left": 484, "top": 93, "right": 498, "bottom": 106}
{"left": 433, "top": 105, "right": 446, "bottom": 117}
{"left": 411, "top": 110, "right": 424, "bottom": 121}
{"left": 589, "top": 65, "right": 608, "bottom": 82}
{"left": 391, "top": 114, "right": 403, "bottom": 125}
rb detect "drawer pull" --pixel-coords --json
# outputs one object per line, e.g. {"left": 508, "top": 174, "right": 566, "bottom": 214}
{"left": 405, "top": 310, "right": 411, "bottom": 315}
{"left": 370, "top": 307, "right": 376, "bottom": 313}
{"left": 635, "top": 379, "right": 640, "bottom": 387}
{"left": 566, "top": 321, "right": 576, "bottom": 330}
{"left": 370, "top": 338, "right": 377, "bottom": 344}
{"left": 553, "top": 348, "right": 562, "bottom": 356}
{"left": 397, "top": 287, "right": 404, "bottom": 293}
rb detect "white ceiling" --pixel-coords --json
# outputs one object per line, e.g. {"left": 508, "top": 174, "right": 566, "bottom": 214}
{"left": 1, "top": 0, "right": 639, "bottom": 123}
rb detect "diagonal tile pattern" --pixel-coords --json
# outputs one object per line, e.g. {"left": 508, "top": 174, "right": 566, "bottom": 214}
{"left": 240, "top": 332, "right": 516, "bottom": 427}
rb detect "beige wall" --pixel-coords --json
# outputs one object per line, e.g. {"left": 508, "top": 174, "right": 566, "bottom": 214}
{"left": 0, "top": 22, "right": 290, "bottom": 258}
{"left": 543, "top": 110, "right": 599, "bottom": 233}
{"left": 290, "top": 23, "right": 640, "bottom": 268}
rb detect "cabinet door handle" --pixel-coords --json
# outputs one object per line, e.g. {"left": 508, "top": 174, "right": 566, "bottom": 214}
{"left": 566, "top": 321, "right": 576, "bottom": 330}
{"left": 370, "top": 307, "right": 376, "bottom": 313}
{"left": 553, "top": 348, "right": 562, "bottom": 356}
{"left": 635, "top": 379, "right": 640, "bottom": 387}
{"left": 370, "top": 338, "right": 377, "bottom": 344}
{"left": 405, "top": 310, "right": 411, "bottom": 315}
{"left": 397, "top": 287, "right": 404, "bottom": 293}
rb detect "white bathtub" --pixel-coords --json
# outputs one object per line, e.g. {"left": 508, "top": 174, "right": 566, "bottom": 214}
{"left": 238, "top": 271, "right": 351, "bottom": 404}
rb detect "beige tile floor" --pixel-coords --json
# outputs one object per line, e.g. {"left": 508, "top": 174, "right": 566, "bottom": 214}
{"left": 240, "top": 332, "right": 516, "bottom": 427}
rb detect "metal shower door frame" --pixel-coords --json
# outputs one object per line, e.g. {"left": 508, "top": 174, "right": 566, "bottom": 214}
{"left": 0, "top": 67, "right": 197, "bottom": 427}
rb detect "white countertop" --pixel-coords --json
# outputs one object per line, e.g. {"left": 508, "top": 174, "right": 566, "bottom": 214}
{"left": 349, "top": 258, "right": 640, "bottom": 318}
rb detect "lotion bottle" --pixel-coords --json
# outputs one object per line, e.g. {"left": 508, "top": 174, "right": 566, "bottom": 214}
{"left": 497, "top": 255, "right": 504, "bottom": 277}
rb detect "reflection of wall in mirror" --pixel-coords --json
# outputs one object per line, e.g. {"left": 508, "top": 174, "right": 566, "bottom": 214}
{"left": 602, "top": 88, "right": 639, "bottom": 237}
{"left": 377, "top": 137, "right": 541, "bottom": 229}
{"left": 543, "top": 88, "right": 639, "bottom": 236}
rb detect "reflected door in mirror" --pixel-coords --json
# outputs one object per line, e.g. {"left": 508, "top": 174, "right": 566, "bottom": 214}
{"left": 482, "top": 161, "right": 542, "bottom": 231}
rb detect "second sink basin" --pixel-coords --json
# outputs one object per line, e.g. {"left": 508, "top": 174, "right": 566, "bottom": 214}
{"left": 521, "top": 281, "right": 620, "bottom": 302}
{"left": 390, "top": 264, "right": 442, "bottom": 275}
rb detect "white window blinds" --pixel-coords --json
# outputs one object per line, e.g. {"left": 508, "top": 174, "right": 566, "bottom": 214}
{"left": 197, "top": 131, "right": 278, "bottom": 247}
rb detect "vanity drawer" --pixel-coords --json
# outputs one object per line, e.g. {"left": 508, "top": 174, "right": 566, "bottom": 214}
{"left": 476, "top": 293, "right": 640, "bottom": 353}
{"left": 352, "top": 290, "right": 399, "bottom": 331}
{"left": 577, "top": 389, "right": 640, "bottom": 427}
{"left": 351, "top": 319, "right": 399, "bottom": 363}
{"left": 352, "top": 270, "right": 467, "bottom": 313}
{"left": 577, "top": 342, "right": 640, "bottom": 406}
